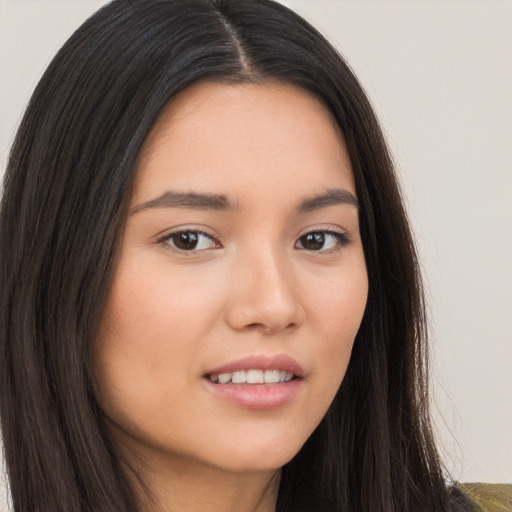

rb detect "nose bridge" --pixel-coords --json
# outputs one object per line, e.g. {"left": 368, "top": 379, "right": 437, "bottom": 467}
{"left": 226, "top": 239, "right": 303, "bottom": 333}
{"left": 252, "top": 244, "right": 293, "bottom": 302}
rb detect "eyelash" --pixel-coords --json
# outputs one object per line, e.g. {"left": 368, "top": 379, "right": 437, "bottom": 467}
{"left": 295, "top": 229, "right": 351, "bottom": 253}
{"left": 156, "top": 228, "right": 351, "bottom": 255}
{"left": 157, "top": 229, "right": 220, "bottom": 255}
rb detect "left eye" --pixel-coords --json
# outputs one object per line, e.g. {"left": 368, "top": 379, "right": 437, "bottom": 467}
{"left": 161, "top": 230, "right": 218, "bottom": 252}
{"left": 295, "top": 231, "right": 348, "bottom": 252}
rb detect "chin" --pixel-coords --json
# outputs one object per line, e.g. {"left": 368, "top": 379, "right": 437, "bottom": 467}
{"left": 202, "top": 435, "right": 306, "bottom": 474}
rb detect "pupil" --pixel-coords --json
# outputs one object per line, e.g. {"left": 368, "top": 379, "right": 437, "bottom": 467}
{"left": 302, "top": 232, "right": 324, "bottom": 250}
{"left": 174, "top": 232, "right": 198, "bottom": 250}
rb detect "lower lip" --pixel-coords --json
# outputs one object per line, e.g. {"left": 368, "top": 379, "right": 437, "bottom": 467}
{"left": 203, "top": 378, "right": 303, "bottom": 410}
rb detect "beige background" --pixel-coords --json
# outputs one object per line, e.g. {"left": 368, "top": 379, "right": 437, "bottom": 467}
{"left": 1, "top": 0, "right": 511, "bottom": 508}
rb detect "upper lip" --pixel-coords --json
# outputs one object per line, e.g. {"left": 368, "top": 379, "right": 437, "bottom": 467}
{"left": 205, "top": 353, "right": 305, "bottom": 378}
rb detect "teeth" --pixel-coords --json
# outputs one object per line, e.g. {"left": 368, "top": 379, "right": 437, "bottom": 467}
{"left": 208, "top": 369, "right": 296, "bottom": 384}
{"left": 218, "top": 373, "right": 231, "bottom": 384}
{"left": 232, "top": 371, "right": 246, "bottom": 384}
{"left": 264, "top": 370, "right": 280, "bottom": 383}
{"left": 247, "top": 369, "right": 264, "bottom": 384}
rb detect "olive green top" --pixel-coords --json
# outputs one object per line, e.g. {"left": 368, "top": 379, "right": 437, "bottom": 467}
{"left": 457, "top": 483, "right": 512, "bottom": 512}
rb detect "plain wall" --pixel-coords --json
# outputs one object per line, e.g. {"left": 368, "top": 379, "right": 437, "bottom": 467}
{"left": 1, "top": 0, "right": 511, "bottom": 509}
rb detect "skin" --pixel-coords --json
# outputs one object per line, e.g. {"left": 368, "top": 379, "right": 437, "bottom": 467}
{"left": 94, "top": 81, "right": 368, "bottom": 512}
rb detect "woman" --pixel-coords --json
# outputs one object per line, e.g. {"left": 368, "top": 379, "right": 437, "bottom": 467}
{"left": 0, "top": 0, "right": 479, "bottom": 510}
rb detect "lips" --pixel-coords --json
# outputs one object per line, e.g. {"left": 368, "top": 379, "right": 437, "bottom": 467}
{"left": 205, "top": 353, "right": 304, "bottom": 380}
{"left": 203, "top": 354, "right": 304, "bottom": 410}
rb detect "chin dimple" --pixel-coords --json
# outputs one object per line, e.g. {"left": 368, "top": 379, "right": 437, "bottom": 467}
{"left": 208, "top": 369, "right": 294, "bottom": 385}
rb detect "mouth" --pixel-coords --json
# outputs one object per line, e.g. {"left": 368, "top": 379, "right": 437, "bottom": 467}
{"left": 204, "top": 353, "right": 304, "bottom": 384}
{"left": 203, "top": 354, "right": 304, "bottom": 410}
{"left": 207, "top": 369, "right": 296, "bottom": 385}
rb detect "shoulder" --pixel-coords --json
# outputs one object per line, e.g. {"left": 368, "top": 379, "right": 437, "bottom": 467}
{"left": 449, "top": 483, "right": 512, "bottom": 512}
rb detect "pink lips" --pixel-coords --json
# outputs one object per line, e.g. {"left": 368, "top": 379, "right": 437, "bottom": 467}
{"left": 203, "top": 354, "right": 304, "bottom": 411}
{"left": 206, "top": 353, "right": 304, "bottom": 377}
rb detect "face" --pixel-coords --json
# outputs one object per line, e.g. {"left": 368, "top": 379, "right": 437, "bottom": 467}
{"left": 94, "top": 81, "right": 368, "bottom": 477}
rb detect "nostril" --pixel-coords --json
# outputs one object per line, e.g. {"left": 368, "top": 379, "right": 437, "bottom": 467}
{"left": 244, "top": 321, "right": 297, "bottom": 334}
{"left": 246, "top": 322, "right": 270, "bottom": 330}
{"left": 224, "top": 288, "right": 304, "bottom": 333}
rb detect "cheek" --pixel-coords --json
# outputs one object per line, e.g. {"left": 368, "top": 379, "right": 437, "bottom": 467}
{"left": 92, "top": 258, "right": 201, "bottom": 422}
{"left": 92, "top": 249, "right": 230, "bottom": 411}
{"left": 304, "top": 259, "right": 368, "bottom": 393}
{"left": 310, "top": 257, "right": 367, "bottom": 333}
{"left": 99, "top": 252, "right": 222, "bottom": 352}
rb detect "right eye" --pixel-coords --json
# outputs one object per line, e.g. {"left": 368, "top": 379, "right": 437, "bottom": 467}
{"left": 159, "top": 230, "right": 219, "bottom": 253}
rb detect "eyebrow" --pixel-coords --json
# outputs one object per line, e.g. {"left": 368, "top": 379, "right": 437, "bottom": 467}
{"left": 297, "top": 189, "right": 359, "bottom": 213}
{"left": 131, "top": 191, "right": 235, "bottom": 214}
{"left": 131, "top": 188, "right": 358, "bottom": 214}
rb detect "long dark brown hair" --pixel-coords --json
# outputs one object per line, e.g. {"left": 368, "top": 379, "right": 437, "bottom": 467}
{"left": 0, "top": 0, "right": 458, "bottom": 510}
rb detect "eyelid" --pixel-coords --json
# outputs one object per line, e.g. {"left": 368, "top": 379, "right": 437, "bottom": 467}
{"left": 153, "top": 225, "right": 351, "bottom": 255}
{"left": 156, "top": 226, "right": 222, "bottom": 254}
{"left": 295, "top": 227, "right": 351, "bottom": 253}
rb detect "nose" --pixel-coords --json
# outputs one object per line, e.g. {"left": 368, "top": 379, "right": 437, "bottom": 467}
{"left": 225, "top": 247, "right": 305, "bottom": 334}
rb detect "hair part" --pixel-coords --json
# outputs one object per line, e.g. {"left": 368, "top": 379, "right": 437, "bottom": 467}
{"left": 1, "top": 1, "right": 452, "bottom": 510}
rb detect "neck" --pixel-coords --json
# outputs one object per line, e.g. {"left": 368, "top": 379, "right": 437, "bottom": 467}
{"left": 119, "top": 443, "right": 281, "bottom": 512}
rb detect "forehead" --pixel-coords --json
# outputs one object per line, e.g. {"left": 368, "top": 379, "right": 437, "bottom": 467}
{"left": 134, "top": 80, "right": 354, "bottom": 203}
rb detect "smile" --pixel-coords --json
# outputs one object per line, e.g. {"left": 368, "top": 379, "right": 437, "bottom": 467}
{"left": 204, "top": 354, "right": 304, "bottom": 410}
{"left": 208, "top": 369, "right": 295, "bottom": 384}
